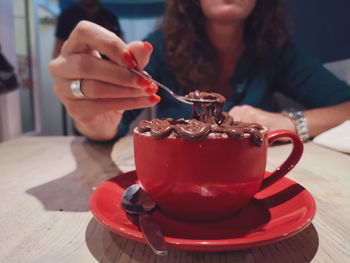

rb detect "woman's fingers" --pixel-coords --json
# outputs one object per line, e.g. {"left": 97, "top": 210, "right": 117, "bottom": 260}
{"left": 49, "top": 53, "right": 153, "bottom": 89}
{"left": 229, "top": 105, "right": 296, "bottom": 133}
{"left": 49, "top": 21, "right": 155, "bottom": 96}
{"left": 127, "top": 41, "right": 153, "bottom": 70}
{"left": 60, "top": 21, "right": 153, "bottom": 70}
{"left": 61, "top": 21, "right": 134, "bottom": 67}
{"left": 54, "top": 79, "right": 158, "bottom": 100}
{"left": 56, "top": 78, "right": 160, "bottom": 125}
{"left": 229, "top": 105, "right": 247, "bottom": 122}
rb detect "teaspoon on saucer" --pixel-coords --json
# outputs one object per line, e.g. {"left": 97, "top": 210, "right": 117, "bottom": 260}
{"left": 130, "top": 68, "right": 216, "bottom": 105}
{"left": 121, "top": 184, "right": 167, "bottom": 256}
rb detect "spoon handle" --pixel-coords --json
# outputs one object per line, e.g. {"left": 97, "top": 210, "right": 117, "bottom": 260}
{"left": 138, "top": 214, "right": 167, "bottom": 256}
{"left": 129, "top": 68, "right": 175, "bottom": 97}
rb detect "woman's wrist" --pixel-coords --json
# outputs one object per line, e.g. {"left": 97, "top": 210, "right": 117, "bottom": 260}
{"left": 74, "top": 121, "right": 117, "bottom": 141}
{"left": 74, "top": 111, "right": 124, "bottom": 141}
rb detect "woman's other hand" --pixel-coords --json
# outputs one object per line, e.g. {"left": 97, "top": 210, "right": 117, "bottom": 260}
{"left": 49, "top": 21, "right": 159, "bottom": 141}
{"left": 229, "top": 105, "right": 296, "bottom": 132}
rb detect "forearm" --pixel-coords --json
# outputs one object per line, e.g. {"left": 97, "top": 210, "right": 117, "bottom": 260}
{"left": 305, "top": 101, "right": 350, "bottom": 137}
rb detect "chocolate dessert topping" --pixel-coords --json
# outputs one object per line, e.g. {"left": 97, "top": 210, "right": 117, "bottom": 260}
{"left": 137, "top": 90, "right": 264, "bottom": 146}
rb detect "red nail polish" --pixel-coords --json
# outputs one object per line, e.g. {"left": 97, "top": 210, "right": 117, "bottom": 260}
{"left": 138, "top": 75, "right": 152, "bottom": 86}
{"left": 144, "top": 41, "right": 153, "bottom": 52}
{"left": 145, "top": 83, "right": 158, "bottom": 94}
{"left": 149, "top": 94, "right": 161, "bottom": 103}
{"left": 145, "top": 86, "right": 154, "bottom": 94}
{"left": 123, "top": 50, "right": 138, "bottom": 68}
{"left": 150, "top": 82, "right": 158, "bottom": 93}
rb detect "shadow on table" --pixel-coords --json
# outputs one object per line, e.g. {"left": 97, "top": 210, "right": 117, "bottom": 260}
{"left": 26, "top": 137, "right": 121, "bottom": 212}
{"left": 85, "top": 217, "right": 319, "bottom": 263}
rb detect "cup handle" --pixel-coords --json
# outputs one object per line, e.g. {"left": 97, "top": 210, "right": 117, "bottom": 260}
{"left": 260, "top": 130, "right": 304, "bottom": 190}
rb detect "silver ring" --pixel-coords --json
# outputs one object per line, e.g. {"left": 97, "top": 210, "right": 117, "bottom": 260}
{"left": 70, "top": 79, "right": 86, "bottom": 99}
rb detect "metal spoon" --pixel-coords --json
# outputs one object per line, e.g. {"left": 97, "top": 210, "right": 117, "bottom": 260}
{"left": 121, "top": 184, "right": 167, "bottom": 256}
{"left": 130, "top": 68, "right": 216, "bottom": 105}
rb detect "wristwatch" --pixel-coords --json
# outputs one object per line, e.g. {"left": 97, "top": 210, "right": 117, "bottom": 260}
{"left": 282, "top": 109, "right": 309, "bottom": 142}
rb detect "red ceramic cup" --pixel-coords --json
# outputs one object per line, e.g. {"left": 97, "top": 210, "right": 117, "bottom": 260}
{"left": 133, "top": 129, "right": 303, "bottom": 222}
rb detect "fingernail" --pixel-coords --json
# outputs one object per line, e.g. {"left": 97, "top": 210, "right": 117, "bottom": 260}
{"left": 145, "top": 83, "right": 158, "bottom": 94}
{"left": 138, "top": 75, "right": 152, "bottom": 86}
{"left": 150, "top": 82, "right": 158, "bottom": 93}
{"left": 144, "top": 41, "right": 153, "bottom": 52}
{"left": 145, "top": 86, "right": 154, "bottom": 94}
{"left": 123, "top": 50, "right": 138, "bottom": 68}
{"left": 148, "top": 94, "right": 161, "bottom": 103}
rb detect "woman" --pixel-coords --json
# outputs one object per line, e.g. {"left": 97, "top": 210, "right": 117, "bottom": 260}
{"left": 49, "top": 0, "right": 350, "bottom": 142}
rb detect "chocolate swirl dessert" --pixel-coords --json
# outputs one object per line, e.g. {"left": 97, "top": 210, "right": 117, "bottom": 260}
{"left": 137, "top": 90, "right": 264, "bottom": 146}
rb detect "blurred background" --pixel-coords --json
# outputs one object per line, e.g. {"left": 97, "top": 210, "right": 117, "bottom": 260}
{"left": 0, "top": 0, "right": 349, "bottom": 141}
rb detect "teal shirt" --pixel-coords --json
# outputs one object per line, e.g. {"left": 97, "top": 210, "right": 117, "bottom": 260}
{"left": 116, "top": 30, "right": 350, "bottom": 139}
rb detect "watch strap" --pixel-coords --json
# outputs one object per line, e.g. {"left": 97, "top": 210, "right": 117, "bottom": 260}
{"left": 282, "top": 110, "right": 309, "bottom": 142}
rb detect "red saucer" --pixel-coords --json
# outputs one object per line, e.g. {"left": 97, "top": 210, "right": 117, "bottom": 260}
{"left": 90, "top": 171, "right": 316, "bottom": 251}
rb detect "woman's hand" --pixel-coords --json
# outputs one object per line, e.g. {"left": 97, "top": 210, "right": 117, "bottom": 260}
{"left": 229, "top": 105, "right": 297, "bottom": 132}
{"left": 49, "top": 21, "right": 159, "bottom": 141}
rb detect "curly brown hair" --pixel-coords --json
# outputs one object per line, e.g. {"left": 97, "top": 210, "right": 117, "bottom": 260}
{"left": 161, "top": 0, "right": 291, "bottom": 93}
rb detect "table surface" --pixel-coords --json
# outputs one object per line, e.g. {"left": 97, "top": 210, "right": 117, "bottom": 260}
{"left": 0, "top": 136, "right": 349, "bottom": 263}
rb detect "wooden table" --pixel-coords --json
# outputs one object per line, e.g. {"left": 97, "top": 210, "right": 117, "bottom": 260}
{"left": 0, "top": 136, "right": 349, "bottom": 263}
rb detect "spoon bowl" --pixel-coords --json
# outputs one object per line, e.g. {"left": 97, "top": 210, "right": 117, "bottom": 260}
{"left": 121, "top": 184, "right": 156, "bottom": 213}
{"left": 121, "top": 184, "right": 167, "bottom": 256}
{"left": 130, "top": 68, "right": 216, "bottom": 105}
